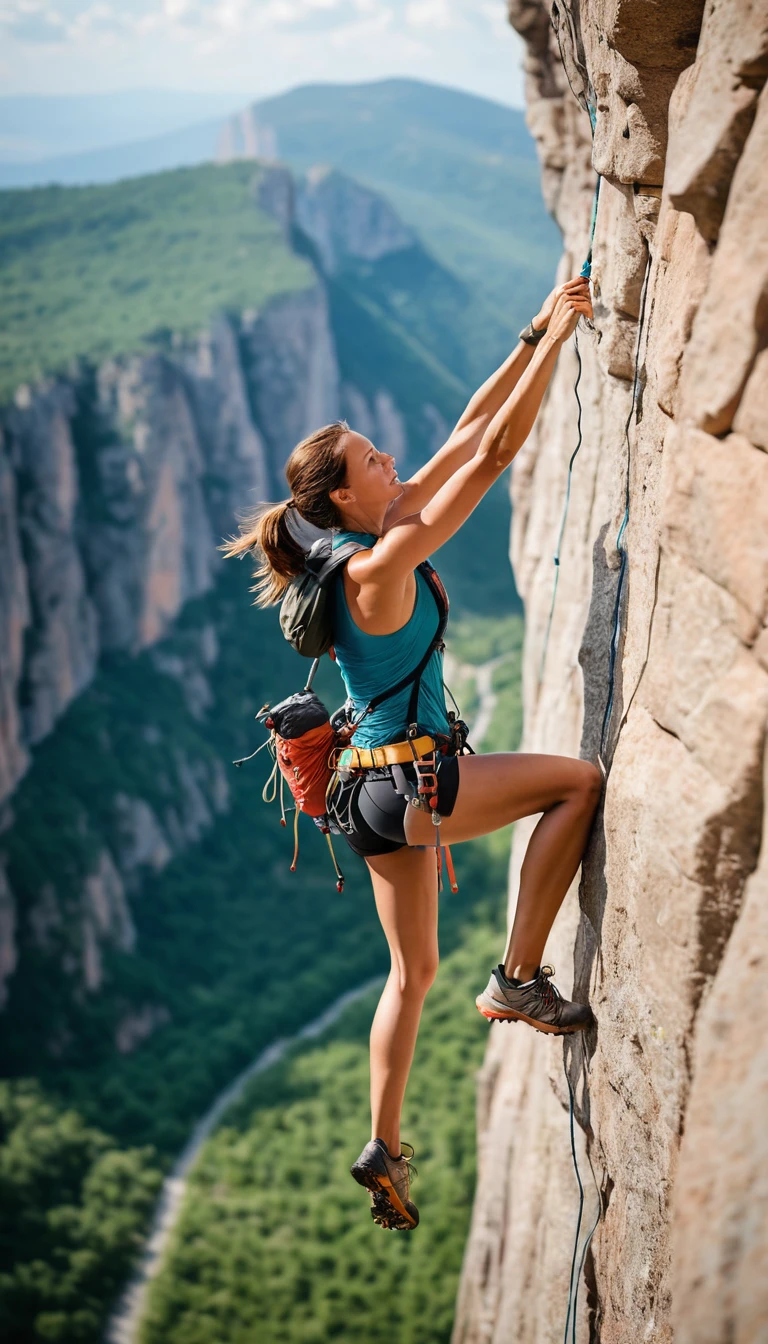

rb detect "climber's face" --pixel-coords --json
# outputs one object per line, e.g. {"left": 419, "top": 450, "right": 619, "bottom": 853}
{"left": 330, "top": 430, "right": 403, "bottom": 517}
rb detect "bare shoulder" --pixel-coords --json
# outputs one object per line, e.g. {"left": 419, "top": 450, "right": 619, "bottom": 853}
{"left": 346, "top": 510, "right": 424, "bottom": 588}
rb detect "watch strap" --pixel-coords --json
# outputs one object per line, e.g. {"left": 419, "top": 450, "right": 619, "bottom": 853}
{"left": 519, "top": 320, "right": 547, "bottom": 345}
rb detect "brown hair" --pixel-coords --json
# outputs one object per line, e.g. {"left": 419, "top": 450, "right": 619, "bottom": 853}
{"left": 220, "top": 420, "right": 350, "bottom": 606}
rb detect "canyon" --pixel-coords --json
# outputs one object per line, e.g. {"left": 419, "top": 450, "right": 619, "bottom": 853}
{"left": 0, "top": 164, "right": 457, "bottom": 1022}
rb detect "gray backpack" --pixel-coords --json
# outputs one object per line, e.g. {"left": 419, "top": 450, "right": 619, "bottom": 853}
{"left": 279, "top": 536, "right": 369, "bottom": 657}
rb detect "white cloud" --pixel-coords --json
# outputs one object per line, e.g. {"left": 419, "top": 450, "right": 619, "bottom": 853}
{"left": 404, "top": 0, "right": 457, "bottom": 31}
{"left": 0, "top": 0, "right": 526, "bottom": 107}
{"left": 0, "top": 0, "right": 67, "bottom": 42}
{"left": 328, "top": 4, "right": 393, "bottom": 48}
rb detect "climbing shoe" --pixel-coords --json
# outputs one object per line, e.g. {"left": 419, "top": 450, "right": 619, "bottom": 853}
{"left": 350, "top": 1137, "right": 419, "bottom": 1230}
{"left": 475, "top": 963, "right": 594, "bottom": 1035}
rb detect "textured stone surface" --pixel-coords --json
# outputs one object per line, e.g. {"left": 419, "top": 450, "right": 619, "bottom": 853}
{"left": 666, "top": 0, "right": 768, "bottom": 241}
{"left": 671, "top": 744, "right": 768, "bottom": 1344}
{"left": 456, "top": 3, "right": 768, "bottom": 1340}
{"left": 240, "top": 283, "right": 340, "bottom": 494}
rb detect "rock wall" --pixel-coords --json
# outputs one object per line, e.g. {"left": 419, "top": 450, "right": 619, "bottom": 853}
{"left": 455, "top": 2, "right": 768, "bottom": 1341}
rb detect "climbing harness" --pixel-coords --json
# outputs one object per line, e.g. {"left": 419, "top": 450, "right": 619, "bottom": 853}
{"left": 407, "top": 726, "right": 462, "bottom": 894}
{"left": 325, "top": 557, "right": 470, "bottom": 895}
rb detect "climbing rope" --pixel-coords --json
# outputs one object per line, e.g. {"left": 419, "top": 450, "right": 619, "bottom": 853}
{"left": 599, "top": 246, "right": 652, "bottom": 757}
{"left": 544, "top": 12, "right": 606, "bottom": 1339}
{"left": 562, "top": 1035, "right": 602, "bottom": 1343}
{"left": 537, "top": 4, "right": 601, "bottom": 688}
{"left": 538, "top": 328, "right": 586, "bottom": 684}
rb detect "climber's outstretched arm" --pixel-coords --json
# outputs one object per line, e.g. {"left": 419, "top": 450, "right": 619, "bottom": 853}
{"left": 360, "top": 287, "right": 592, "bottom": 579}
{"left": 383, "top": 276, "right": 590, "bottom": 527}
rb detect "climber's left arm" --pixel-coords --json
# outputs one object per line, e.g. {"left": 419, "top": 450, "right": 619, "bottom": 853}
{"left": 383, "top": 276, "right": 589, "bottom": 527}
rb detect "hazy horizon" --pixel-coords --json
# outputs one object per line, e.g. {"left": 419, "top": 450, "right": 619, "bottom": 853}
{"left": 0, "top": 0, "right": 526, "bottom": 111}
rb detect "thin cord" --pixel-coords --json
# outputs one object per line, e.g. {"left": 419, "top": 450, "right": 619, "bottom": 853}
{"left": 599, "top": 247, "right": 652, "bottom": 757}
{"left": 538, "top": 330, "right": 585, "bottom": 685}
{"left": 562, "top": 1056, "right": 585, "bottom": 1344}
{"left": 538, "top": 5, "right": 600, "bottom": 686}
{"left": 563, "top": 1035, "right": 602, "bottom": 1343}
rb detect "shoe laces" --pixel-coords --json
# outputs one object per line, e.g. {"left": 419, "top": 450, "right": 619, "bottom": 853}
{"left": 397, "top": 1140, "right": 418, "bottom": 1182}
{"left": 535, "top": 965, "right": 562, "bottom": 1010}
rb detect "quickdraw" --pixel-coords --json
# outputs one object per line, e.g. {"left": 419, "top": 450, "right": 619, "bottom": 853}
{"left": 406, "top": 724, "right": 460, "bottom": 895}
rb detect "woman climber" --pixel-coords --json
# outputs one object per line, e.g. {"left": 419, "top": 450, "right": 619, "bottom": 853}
{"left": 225, "top": 275, "right": 600, "bottom": 1233}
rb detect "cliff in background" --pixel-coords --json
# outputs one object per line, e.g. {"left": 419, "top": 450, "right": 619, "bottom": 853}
{"left": 454, "top": 2, "right": 768, "bottom": 1341}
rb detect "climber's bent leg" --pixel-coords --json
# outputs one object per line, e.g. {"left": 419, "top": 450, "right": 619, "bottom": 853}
{"left": 364, "top": 843, "right": 438, "bottom": 1161}
{"left": 404, "top": 751, "right": 601, "bottom": 983}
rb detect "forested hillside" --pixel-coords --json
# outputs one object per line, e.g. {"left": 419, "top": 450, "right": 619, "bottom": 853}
{"left": 0, "top": 79, "right": 560, "bottom": 352}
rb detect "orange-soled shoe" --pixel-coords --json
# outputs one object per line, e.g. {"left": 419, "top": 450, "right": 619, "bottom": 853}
{"left": 476, "top": 964, "right": 594, "bottom": 1035}
{"left": 350, "top": 1137, "right": 419, "bottom": 1230}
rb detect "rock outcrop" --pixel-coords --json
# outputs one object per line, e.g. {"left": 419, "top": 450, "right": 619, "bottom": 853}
{"left": 454, "top": 2, "right": 768, "bottom": 1341}
{"left": 295, "top": 164, "right": 417, "bottom": 275}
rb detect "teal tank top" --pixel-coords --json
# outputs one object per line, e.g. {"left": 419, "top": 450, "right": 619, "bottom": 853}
{"left": 330, "top": 529, "right": 452, "bottom": 749}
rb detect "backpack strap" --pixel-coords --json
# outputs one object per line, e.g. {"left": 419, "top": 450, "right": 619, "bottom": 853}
{"left": 307, "top": 535, "right": 449, "bottom": 731}
{"left": 352, "top": 558, "right": 449, "bottom": 730}
{"left": 304, "top": 537, "right": 368, "bottom": 589}
{"left": 318, "top": 540, "right": 370, "bottom": 588}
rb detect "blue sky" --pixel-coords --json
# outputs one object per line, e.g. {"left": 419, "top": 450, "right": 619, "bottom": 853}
{"left": 0, "top": 0, "right": 526, "bottom": 105}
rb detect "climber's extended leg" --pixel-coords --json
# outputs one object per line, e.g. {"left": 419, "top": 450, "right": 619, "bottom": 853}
{"left": 349, "top": 843, "right": 437, "bottom": 1229}
{"left": 404, "top": 751, "right": 601, "bottom": 1032}
{"left": 366, "top": 843, "right": 438, "bottom": 1154}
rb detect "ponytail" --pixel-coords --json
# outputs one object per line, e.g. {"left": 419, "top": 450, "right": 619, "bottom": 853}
{"left": 220, "top": 499, "right": 306, "bottom": 607}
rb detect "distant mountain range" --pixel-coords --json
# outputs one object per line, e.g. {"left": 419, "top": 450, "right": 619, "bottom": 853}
{"left": 0, "top": 79, "right": 561, "bottom": 338}
{"left": 0, "top": 88, "right": 249, "bottom": 164}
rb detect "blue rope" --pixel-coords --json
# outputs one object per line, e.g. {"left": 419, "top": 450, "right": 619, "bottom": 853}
{"left": 580, "top": 169, "right": 600, "bottom": 278}
{"left": 599, "top": 249, "right": 652, "bottom": 756}
{"left": 563, "top": 1039, "right": 602, "bottom": 1343}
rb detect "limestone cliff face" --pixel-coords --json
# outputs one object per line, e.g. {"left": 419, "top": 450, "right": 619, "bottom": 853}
{"left": 454, "top": 3, "right": 768, "bottom": 1341}
{"left": 0, "top": 297, "right": 307, "bottom": 807}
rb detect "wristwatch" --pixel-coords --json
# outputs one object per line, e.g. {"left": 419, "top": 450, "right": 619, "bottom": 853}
{"left": 519, "top": 319, "right": 547, "bottom": 345}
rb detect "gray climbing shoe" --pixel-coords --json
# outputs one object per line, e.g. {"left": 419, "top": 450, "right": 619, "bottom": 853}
{"left": 476, "top": 963, "right": 594, "bottom": 1035}
{"left": 350, "top": 1137, "right": 419, "bottom": 1230}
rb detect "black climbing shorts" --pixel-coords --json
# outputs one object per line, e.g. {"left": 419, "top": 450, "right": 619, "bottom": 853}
{"left": 330, "top": 753, "right": 461, "bottom": 859}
